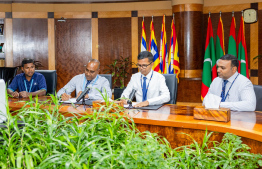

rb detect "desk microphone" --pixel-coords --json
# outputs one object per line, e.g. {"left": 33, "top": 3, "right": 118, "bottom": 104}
{"left": 127, "top": 89, "right": 136, "bottom": 105}
{"left": 76, "top": 87, "right": 91, "bottom": 102}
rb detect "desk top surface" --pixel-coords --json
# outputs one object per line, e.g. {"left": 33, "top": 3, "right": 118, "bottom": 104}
{"left": 8, "top": 97, "right": 262, "bottom": 142}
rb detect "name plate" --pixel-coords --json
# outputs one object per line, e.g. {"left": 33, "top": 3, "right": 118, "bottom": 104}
{"left": 193, "top": 106, "right": 230, "bottom": 122}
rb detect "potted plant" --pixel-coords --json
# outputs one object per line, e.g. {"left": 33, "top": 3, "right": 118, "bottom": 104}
{"left": 105, "top": 56, "right": 134, "bottom": 100}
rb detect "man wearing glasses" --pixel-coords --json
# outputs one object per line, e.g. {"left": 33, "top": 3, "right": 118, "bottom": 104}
{"left": 57, "top": 59, "right": 112, "bottom": 101}
{"left": 121, "top": 51, "right": 170, "bottom": 107}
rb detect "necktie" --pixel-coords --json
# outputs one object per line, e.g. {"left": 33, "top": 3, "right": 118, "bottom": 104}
{"left": 220, "top": 80, "right": 228, "bottom": 102}
{"left": 142, "top": 77, "right": 147, "bottom": 101}
{"left": 85, "top": 80, "right": 91, "bottom": 89}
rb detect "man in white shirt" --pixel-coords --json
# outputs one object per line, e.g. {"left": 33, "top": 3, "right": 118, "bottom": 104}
{"left": 203, "top": 54, "right": 256, "bottom": 111}
{"left": 57, "top": 59, "right": 112, "bottom": 101}
{"left": 121, "top": 51, "right": 170, "bottom": 107}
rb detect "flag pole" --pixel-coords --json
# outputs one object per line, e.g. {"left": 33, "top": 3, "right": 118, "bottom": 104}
{"left": 152, "top": 15, "right": 153, "bottom": 21}
{"left": 241, "top": 10, "right": 243, "bottom": 16}
{"left": 143, "top": 16, "right": 144, "bottom": 21}
{"left": 209, "top": 12, "right": 211, "bottom": 17}
{"left": 232, "top": 11, "right": 234, "bottom": 17}
{"left": 220, "top": 11, "right": 221, "bottom": 17}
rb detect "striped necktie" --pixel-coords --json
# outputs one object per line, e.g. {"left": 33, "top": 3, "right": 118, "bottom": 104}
{"left": 220, "top": 80, "right": 228, "bottom": 102}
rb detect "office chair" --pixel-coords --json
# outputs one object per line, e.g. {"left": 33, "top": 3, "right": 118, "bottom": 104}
{"left": 163, "top": 74, "right": 178, "bottom": 104}
{"left": 35, "top": 70, "right": 57, "bottom": 95}
{"left": 0, "top": 67, "right": 18, "bottom": 86}
{"left": 253, "top": 85, "right": 262, "bottom": 111}
{"left": 99, "top": 74, "right": 112, "bottom": 89}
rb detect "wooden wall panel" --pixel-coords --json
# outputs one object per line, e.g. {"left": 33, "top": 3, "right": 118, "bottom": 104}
{"left": 5, "top": 19, "right": 13, "bottom": 67}
{"left": 184, "top": 11, "right": 203, "bottom": 70}
{"left": 258, "top": 10, "right": 262, "bottom": 85}
{"left": 12, "top": 19, "right": 48, "bottom": 69}
{"left": 98, "top": 18, "right": 132, "bottom": 87}
{"left": 55, "top": 19, "right": 92, "bottom": 92}
{"left": 177, "top": 78, "right": 202, "bottom": 102}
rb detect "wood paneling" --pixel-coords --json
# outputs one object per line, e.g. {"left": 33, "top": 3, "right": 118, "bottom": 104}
{"left": 98, "top": 18, "right": 132, "bottom": 87}
{"left": 138, "top": 9, "right": 172, "bottom": 17}
{"left": 98, "top": 11, "right": 131, "bottom": 18}
{"left": 12, "top": 12, "right": 47, "bottom": 18}
{"left": 250, "top": 22, "right": 258, "bottom": 70}
{"left": 177, "top": 78, "right": 202, "bottom": 102}
{"left": 131, "top": 17, "right": 138, "bottom": 67}
{"left": 5, "top": 19, "right": 13, "bottom": 67}
{"left": 55, "top": 19, "right": 92, "bottom": 92}
{"left": 0, "top": 12, "right": 5, "bottom": 18}
{"left": 185, "top": 3, "right": 203, "bottom": 11}
{"left": 184, "top": 11, "right": 203, "bottom": 70}
{"left": 173, "top": 4, "right": 185, "bottom": 13}
{"left": 92, "top": 18, "right": 98, "bottom": 60}
{"left": 203, "top": 4, "right": 250, "bottom": 14}
{"left": 12, "top": 19, "right": 48, "bottom": 69}
{"left": 48, "top": 19, "right": 55, "bottom": 70}
{"left": 258, "top": 10, "right": 262, "bottom": 85}
{"left": 180, "top": 69, "right": 202, "bottom": 78}
{"left": 54, "top": 12, "right": 91, "bottom": 19}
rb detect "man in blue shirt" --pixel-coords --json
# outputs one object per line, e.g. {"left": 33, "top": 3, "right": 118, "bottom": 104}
{"left": 7, "top": 58, "right": 47, "bottom": 98}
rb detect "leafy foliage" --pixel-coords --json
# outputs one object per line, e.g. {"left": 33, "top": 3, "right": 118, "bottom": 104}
{"left": 105, "top": 56, "right": 133, "bottom": 88}
{"left": 1, "top": 95, "right": 262, "bottom": 168}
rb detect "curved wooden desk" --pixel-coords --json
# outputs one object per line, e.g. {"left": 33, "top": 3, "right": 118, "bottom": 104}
{"left": 8, "top": 97, "right": 262, "bottom": 154}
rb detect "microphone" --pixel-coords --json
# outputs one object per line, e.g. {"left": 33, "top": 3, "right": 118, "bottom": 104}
{"left": 127, "top": 89, "right": 136, "bottom": 105}
{"left": 76, "top": 87, "right": 91, "bottom": 102}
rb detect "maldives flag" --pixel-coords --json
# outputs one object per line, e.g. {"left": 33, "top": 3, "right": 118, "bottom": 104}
{"left": 237, "top": 16, "right": 249, "bottom": 78}
{"left": 228, "top": 15, "right": 237, "bottom": 56}
{"left": 201, "top": 16, "right": 216, "bottom": 100}
{"left": 216, "top": 16, "right": 225, "bottom": 60}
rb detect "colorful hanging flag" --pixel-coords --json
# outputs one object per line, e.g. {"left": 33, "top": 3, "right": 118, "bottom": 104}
{"left": 228, "top": 15, "right": 237, "bottom": 57}
{"left": 140, "top": 20, "right": 147, "bottom": 52}
{"left": 149, "top": 20, "right": 160, "bottom": 73}
{"left": 168, "top": 19, "right": 180, "bottom": 82}
{"left": 201, "top": 16, "right": 216, "bottom": 100}
{"left": 216, "top": 15, "right": 225, "bottom": 60}
{"left": 237, "top": 15, "right": 249, "bottom": 78}
{"left": 160, "top": 15, "right": 168, "bottom": 74}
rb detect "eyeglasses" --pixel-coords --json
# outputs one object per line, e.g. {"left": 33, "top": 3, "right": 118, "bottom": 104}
{"left": 136, "top": 62, "right": 152, "bottom": 69}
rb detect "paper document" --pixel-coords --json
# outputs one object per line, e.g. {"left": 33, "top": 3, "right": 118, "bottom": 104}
{"left": 60, "top": 98, "right": 77, "bottom": 104}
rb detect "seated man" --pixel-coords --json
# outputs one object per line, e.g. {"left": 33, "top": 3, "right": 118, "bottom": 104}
{"left": 121, "top": 51, "right": 170, "bottom": 107}
{"left": 57, "top": 59, "right": 112, "bottom": 101}
{"left": 203, "top": 54, "right": 256, "bottom": 111}
{"left": 7, "top": 59, "right": 47, "bottom": 98}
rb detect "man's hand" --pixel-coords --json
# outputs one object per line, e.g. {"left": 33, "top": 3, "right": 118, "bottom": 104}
{"left": 11, "top": 91, "right": 19, "bottom": 98}
{"left": 76, "top": 91, "right": 89, "bottom": 99}
{"left": 19, "top": 91, "right": 30, "bottom": 98}
{"left": 133, "top": 101, "right": 149, "bottom": 107}
{"left": 121, "top": 99, "right": 128, "bottom": 105}
{"left": 61, "top": 93, "right": 71, "bottom": 101}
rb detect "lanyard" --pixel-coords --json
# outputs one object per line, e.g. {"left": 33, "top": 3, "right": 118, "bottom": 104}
{"left": 24, "top": 79, "right": 34, "bottom": 93}
{"left": 140, "top": 72, "right": 153, "bottom": 98}
{"left": 222, "top": 73, "right": 239, "bottom": 101}
{"left": 82, "top": 75, "right": 98, "bottom": 90}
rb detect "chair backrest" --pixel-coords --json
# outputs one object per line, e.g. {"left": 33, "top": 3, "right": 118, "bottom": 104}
{"left": 35, "top": 70, "right": 57, "bottom": 95}
{"left": 0, "top": 67, "right": 18, "bottom": 86}
{"left": 0, "top": 79, "right": 6, "bottom": 123}
{"left": 253, "top": 85, "right": 262, "bottom": 111}
{"left": 99, "top": 74, "right": 112, "bottom": 89}
{"left": 162, "top": 74, "right": 178, "bottom": 104}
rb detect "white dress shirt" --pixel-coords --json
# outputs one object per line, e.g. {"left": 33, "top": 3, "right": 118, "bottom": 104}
{"left": 57, "top": 74, "right": 112, "bottom": 100}
{"left": 121, "top": 70, "right": 170, "bottom": 105}
{"left": 203, "top": 72, "right": 256, "bottom": 111}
